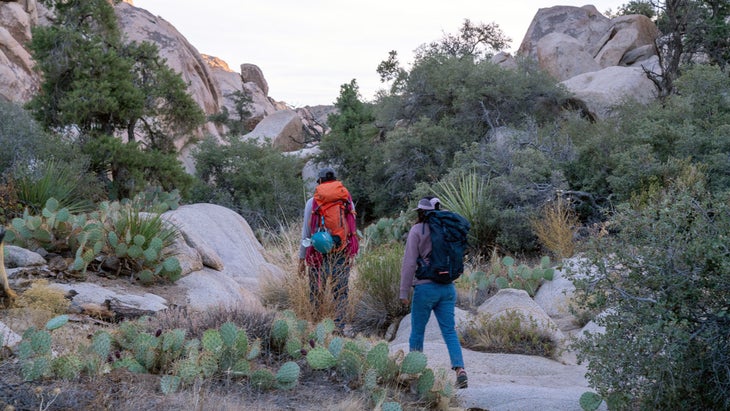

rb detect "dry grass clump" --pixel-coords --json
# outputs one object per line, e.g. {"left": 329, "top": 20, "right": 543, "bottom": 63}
{"left": 459, "top": 311, "right": 558, "bottom": 359}
{"left": 258, "top": 221, "right": 348, "bottom": 326}
{"left": 149, "top": 304, "right": 275, "bottom": 340}
{"left": 16, "top": 279, "right": 69, "bottom": 314}
{"left": 531, "top": 196, "right": 579, "bottom": 260}
{"left": 349, "top": 243, "right": 409, "bottom": 337}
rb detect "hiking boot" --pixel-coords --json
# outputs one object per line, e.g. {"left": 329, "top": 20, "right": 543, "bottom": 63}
{"left": 456, "top": 369, "right": 468, "bottom": 389}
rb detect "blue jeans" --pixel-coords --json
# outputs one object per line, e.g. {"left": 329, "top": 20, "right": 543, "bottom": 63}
{"left": 409, "top": 282, "right": 464, "bottom": 369}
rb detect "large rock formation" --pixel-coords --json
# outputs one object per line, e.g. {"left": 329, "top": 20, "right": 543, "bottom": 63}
{"left": 505, "top": 5, "right": 661, "bottom": 120}
{"left": 0, "top": 0, "right": 39, "bottom": 102}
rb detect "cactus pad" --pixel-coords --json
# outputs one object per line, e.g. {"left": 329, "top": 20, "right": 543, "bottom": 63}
{"left": 306, "top": 346, "right": 337, "bottom": 370}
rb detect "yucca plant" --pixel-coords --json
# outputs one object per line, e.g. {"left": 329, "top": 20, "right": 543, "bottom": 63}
{"left": 433, "top": 171, "right": 495, "bottom": 253}
{"left": 12, "top": 159, "right": 95, "bottom": 215}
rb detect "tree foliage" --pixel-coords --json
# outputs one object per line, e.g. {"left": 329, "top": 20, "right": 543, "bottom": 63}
{"left": 26, "top": 0, "right": 204, "bottom": 200}
{"left": 28, "top": 0, "right": 204, "bottom": 147}
{"left": 570, "top": 165, "right": 730, "bottom": 409}
{"left": 633, "top": 0, "right": 730, "bottom": 96}
{"left": 317, "top": 80, "right": 382, "bottom": 221}
{"left": 191, "top": 136, "right": 305, "bottom": 230}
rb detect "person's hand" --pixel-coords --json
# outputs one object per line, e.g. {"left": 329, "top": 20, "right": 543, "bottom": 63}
{"left": 400, "top": 298, "right": 410, "bottom": 307}
{"left": 297, "top": 259, "right": 306, "bottom": 276}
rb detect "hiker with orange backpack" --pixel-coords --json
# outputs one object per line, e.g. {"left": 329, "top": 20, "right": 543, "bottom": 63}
{"left": 298, "top": 167, "right": 359, "bottom": 330}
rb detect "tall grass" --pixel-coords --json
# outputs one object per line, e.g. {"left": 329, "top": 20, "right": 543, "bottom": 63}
{"left": 258, "top": 222, "right": 340, "bottom": 325}
{"left": 531, "top": 196, "right": 579, "bottom": 260}
{"left": 349, "top": 242, "right": 409, "bottom": 336}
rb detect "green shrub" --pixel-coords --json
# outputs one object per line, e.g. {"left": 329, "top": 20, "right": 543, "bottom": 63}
{"left": 0, "top": 99, "right": 73, "bottom": 173}
{"left": 82, "top": 135, "right": 193, "bottom": 201}
{"left": 191, "top": 135, "right": 305, "bottom": 231}
{"left": 569, "top": 165, "right": 730, "bottom": 409}
{"left": 350, "top": 243, "right": 410, "bottom": 336}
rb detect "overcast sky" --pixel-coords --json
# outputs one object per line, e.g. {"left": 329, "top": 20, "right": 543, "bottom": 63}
{"left": 132, "top": 1, "right": 625, "bottom": 107}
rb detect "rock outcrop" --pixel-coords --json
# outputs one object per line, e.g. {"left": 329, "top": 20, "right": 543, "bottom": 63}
{"left": 513, "top": 5, "right": 661, "bottom": 120}
{"left": 0, "top": 0, "right": 39, "bottom": 102}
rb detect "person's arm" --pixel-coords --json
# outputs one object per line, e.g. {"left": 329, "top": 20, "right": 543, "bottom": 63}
{"left": 399, "top": 225, "right": 420, "bottom": 303}
{"left": 298, "top": 198, "right": 314, "bottom": 274}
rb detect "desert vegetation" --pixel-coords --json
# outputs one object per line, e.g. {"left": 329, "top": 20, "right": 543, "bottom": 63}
{"left": 1, "top": 0, "right": 729, "bottom": 409}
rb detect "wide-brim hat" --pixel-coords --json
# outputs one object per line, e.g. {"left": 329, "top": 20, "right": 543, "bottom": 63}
{"left": 413, "top": 198, "right": 435, "bottom": 211}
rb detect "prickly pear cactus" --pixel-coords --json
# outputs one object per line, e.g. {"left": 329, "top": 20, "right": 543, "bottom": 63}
{"left": 160, "top": 375, "right": 181, "bottom": 394}
{"left": 336, "top": 349, "right": 363, "bottom": 381}
{"left": 314, "top": 318, "right": 336, "bottom": 345}
{"left": 400, "top": 351, "right": 428, "bottom": 375}
{"left": 328, "top": 336, "right": 344, "bottom": 358}
{"left": 579, "top": 391, "right": 604, "bottom": 411}
{"left": 381, "top": 402, "right": 403, "bottom": 411}
{"left": 52, "top": 354, "right": 83, "bottom": 380}
{"left": 91, "top": 331, "right": 112, "bottom": 360}
{"left": 246, "top": 339, "right": 262, "bottom": 360}
{"left": 249, "top": 369, "right": 276, "bottom": 391}
{"left": 365, "top": 342, "right": 389, "bottom": 374}
{"left": 112, "top": 357, "right": 147, "bottom": 374}
{"left": 306, "top": 346, "right": 337, "bottom": 370}
{"left": 417, "top": 368, "right": 435, "bottom": 399}
{"left": 270, "top": 318, "right": 290, "bottom": 348}
{"left": 231, "top": 359, "right": 251, "bottom": 377}
{"left": 285, "top": 337, "right": 303, "bottom": 359}
{"left": 275, "top": 361, "right": 300, "bottom": 390}
{"left": 364, "top": 368, "right": 378, "bottom": 391}
{"left": 198, "top": 351, "right": 219, "bottom": 377}
{"left": 201, "top": 329, "right": 223, "bottom": 356}
{"left": 174, "top": 357, "right": 201, "bottom": 384}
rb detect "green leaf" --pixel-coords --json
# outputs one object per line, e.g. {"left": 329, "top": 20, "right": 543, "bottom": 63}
{"left": 115, "top": 242, "right": 128, "bottom": 257}
{"left": 56, "top": 208, "right": 70, "bottom": 223}
{"left": 579, "top": 391, "right": 603, "bottom": 411}
{"left": 107, "top": 231, "right": 119, "bottom": 247}
{"left": 540, "top": 256, "right": 551, "bottom": 269}
{"left": 543, "top": 268, "right": 554, "bottom": 281}
{"left": 143, "top": 247, "right": 159, "bottom": 263}
{"left": 32, "top": 229, "right": 51, "bottom": 243}
{"left": 27, "top": 216, "right": 42, "bottom": 231}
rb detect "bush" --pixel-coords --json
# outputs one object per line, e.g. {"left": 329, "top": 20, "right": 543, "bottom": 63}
{"left": 0, "top": 99, "right": 69, "bottom": 173}
{"left": 350, "top": 243, "right": 410, "bottom": 336}
{"left": 191, "top": 136, "right": 305, "bottom": 231}
{"left": 82, "top": 135, "right": 193, "bottom": 201}
{"left": 569, "top": 165, "right": 730, "bottom": 409}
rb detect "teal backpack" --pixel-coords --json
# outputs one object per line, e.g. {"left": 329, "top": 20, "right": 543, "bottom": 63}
{"left": 415, "top": 210, "right": 470, "bottom": 284}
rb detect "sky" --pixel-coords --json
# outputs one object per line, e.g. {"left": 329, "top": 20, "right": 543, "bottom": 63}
{"left": 132, "top": 1, "right": 626, "bottom": 107}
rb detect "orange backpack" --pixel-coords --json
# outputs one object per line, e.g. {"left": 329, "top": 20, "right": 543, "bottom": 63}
{"left": 312, "top": 181, "right": 353, "bottom": 253}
